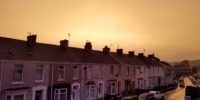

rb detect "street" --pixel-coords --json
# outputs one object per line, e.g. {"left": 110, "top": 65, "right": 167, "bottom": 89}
{"left": 164, "top": 78, "right": 193, "bottom": 100}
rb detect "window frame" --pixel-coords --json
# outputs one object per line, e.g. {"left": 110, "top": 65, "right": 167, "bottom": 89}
{"left": 35, "top": 65, "right": 44, "bottom": 82}
{"left": 6, "top": 92, "right": 26, "bottom": 100}
{"left": 57, "top": 65, "right": 65, "bottom": 81}
{"left": 12, "top": 64, "right": 24, "bottom": 84}
{"left": 73, "top": 66, "right": 79, "bottom": 80}
{"left": 54, "top": 88, "right": 67, "bottom": 100}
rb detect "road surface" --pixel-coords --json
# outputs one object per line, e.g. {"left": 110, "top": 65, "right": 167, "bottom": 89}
{"left": 164, "top": 77, "right": 193, "bottom": 100}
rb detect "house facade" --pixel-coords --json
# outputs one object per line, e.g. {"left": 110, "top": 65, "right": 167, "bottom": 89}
{"left": 0, "top": 35, "right": 175, "bottom": 100}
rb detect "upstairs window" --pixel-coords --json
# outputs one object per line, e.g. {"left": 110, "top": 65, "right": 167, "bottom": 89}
{"left": 118, "top": 66, "right": 121, "bottom": 76}
{"left": 35, "top": 65, "right": 44, "bottom": 82}
{"left": 58, "top": 66, "right": 65, "bottom": 81}
{"left": 132, "top": 67, "right": 135, "bottom": 76}
{"left": 110, "top": 66, "right": 114, "bottom": 76}
{"left": 13, "top": 65, "right": 23, "bottom": 83}
{"left": 87, "top": 66, "right": 92, "bottom": 79}
{"left": 99, "top": 65, "right": 103, "bottom": 77}
{"left": 126, "top": 67, "right": 130, "bottom": 76}
{"left": 73, "top": 66, "right": 79, "bottom": 80}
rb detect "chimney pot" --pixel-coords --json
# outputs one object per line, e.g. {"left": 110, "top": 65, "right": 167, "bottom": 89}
{"left": 138, "top": 53, "right": 144, "bottom": 58}
{"left": 27, "top": 35, "right": 37, "bottom": 47}
{"left": 128, "top": 51, "right": 135, "bottom": 57}
{"left": 60, "top": 39, "right": 68, "bottom": 49}
{"left": 85, "top": 42, "right": 92, "bottom": 51}
{"left": 103, "top": 46, "right": 110, "bottom": 55}
{"left": 117, "top": 49, "right": 123, "bottom": 56}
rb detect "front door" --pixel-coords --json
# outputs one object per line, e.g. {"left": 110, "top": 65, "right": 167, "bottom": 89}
{"left": 71, "top": 83, "right": 80, "bottom": 100}
{"left": 98, "top": 82, "right": 104, "bottom": 99}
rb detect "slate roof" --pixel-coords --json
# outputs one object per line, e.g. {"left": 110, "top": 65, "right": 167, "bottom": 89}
{"left": 0, "top": 36, "right": 119, "bottom": 64}
{"left": 110, "top": 53, "right": 144, "bottom": 65}
{"left": 136, "top": 56, "right": 162, "bottom": 66}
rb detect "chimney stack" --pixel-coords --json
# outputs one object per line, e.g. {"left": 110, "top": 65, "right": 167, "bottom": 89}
{"left": 148, "top": 54, "right": 154, "bottom": 58}
{"left": 103, "top": 46, "right": 110, "bottom": 55}
{"left": 60, "top": 39, "right": 68, "bottom": 49}
{"left": 138, "top": 53, "right": 144, "bottom": 58}
{"left": 85, "top": 42, "right": 92, "bottom": 51}
{"left": 27, "top": 35, "right": 37, "bottom": 47}
{"left": 128, "top": 51, "right": 135, "bottom": 57}
{"left": 116, "top": 49, "right": 123, "bottom": 56}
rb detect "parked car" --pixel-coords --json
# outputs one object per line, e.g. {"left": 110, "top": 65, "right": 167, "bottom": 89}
{"left": 179, "top": 79, "right": 185, "bottom": 88}
{"left": 185, "top": 86, "right": 200, "bottom": 100}
{"left": 149, "top": 91, "right": 164, "bottom": 100}
{"left": 121, "top": 95, "right": 138, "bottom": 100}
{"left": 139, "top": 92, "right": 155, "bottom": 100}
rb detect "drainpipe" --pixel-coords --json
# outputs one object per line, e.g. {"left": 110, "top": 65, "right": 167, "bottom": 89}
{"left": 0, "top": 60, "right": 4, "bottom": 94}
{"left": 50, "top": 64, "right": 54, "bottom": 100}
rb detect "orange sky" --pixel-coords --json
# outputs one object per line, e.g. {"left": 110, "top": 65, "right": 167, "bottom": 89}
{"left": 0, "top": 0, "right": 200, "bottom": 62}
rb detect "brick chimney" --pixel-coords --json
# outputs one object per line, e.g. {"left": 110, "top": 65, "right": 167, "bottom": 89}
{"left": 148, "top": 54, "right": 154, "bottom": 58}
{"left": 27, "top": 35, "right": 37, "bottom": 47}
{"left": 85, "top": 42, "right": 92, "bottom": 51}
{"left": 103, "top": 46, "right": 110, "bottom": 55}
{"left": 128, "top": 51, "right": 135, "bottom": 57}
{"left": 138, "top": 53, "right": 144, "bottom": 58}
{"left": 117, "top": 49, "right": 123, "bottom": 56}
{"left": 60, "top": 39, "right": 68, "bottom": 49}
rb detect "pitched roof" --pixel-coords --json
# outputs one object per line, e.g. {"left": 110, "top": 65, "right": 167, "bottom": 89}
{"left": 110, "top": 53, "right": 144, "bottom": 65}
{"left": 0, "top": 36, "right": 119, "bottom": 64}
{"left": 136, "top": 56, "right": 162, "bottom": 66}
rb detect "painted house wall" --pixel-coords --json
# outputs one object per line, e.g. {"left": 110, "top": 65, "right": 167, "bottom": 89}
{"left": 0, "top": 60, "right": 50, "bottom": 100}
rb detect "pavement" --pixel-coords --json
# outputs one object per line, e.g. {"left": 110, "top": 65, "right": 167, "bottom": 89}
{"left": 164, "top": 77, "right": 193, "bottom": 100}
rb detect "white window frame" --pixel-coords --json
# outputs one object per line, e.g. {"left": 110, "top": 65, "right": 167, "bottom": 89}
{"left": 12, "top": 64, "right": 24, "bottom": 84}
{"left": 57, "top": 65, "right": 65, "bottom": 81}
{"left": 87, "top": 66, "right": 92, "bottom": 79}
{"left": 86, "top": 85, "right": 96, "bottom": 100}
{"left": 99, "top": 65, "right": 103, "bottom": 78}
{"left": 35, "top": 65, "right": 44, "bottom": 82}
{"left": 108, "top": 82, "right": 116, "bottom": 95}
{"left": 73, "top": 66, "right": 79, "bottom": 80}
{"left": 32, "top": 86, "right": 47, "bottom": 100}
{"left": 6, "top": 91, "right": 26, "bottom": 100}
{"left": 110, "top": 66, "right": 114, "bottom": 76}
{"left": 54, "top": 88, "right": 68, "bottom": 100}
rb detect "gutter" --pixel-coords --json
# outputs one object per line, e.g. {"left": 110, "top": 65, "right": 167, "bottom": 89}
{"left": 0, "top": 60, "right": 4, "bottom": 94}
{"left": 50, "top": 64, "right": 54, "bottom": 100}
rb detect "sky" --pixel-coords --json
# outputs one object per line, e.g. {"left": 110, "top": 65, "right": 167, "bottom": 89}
{"left": 0, "top": 0, "right": 200, "bottom": 62}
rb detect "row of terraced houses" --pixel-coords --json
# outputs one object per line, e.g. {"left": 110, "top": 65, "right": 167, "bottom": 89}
{"left": 0, "top": 35, "right": 175, "bottom": 100}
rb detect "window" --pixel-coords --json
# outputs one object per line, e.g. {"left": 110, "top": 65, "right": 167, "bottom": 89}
{"left": 35, "top": 65, "right": 44, "bottom": 82}
{"left": 108, "top": 82, "right": 116, "bottom": 95}
{"left": 87, "top": 66, "right": 92, "bottom": 79}
{"left": 132, "top": 67, "right": 135, "bottom": 76}
{"left": 35, "top": 90, "right": 43, "bottom": 100}
{"left": 118, "top": 66, "right": 121, "bottom": 76}
{"left": 99, "top": 65, "right": 103, "bottom": 77}
{"left": 54, "top": 88, "right": 67, "bottom": 100}
{"left": 73, "top": 66, "right": 79, "bottom": 80}
{"left": 90, "top": 85, "right": 95, "bottom": 99}
{"left": 58, "top": 66, "right": 65, "bottom": 81}
{"left": 110, "top": 66, "right": 114, "bottom": 76}
{"left": 13, "top": 65, "right": 23, "bottom": 83}
{"left": 126, "top": 67, "right": 130, "bottom": 76}
{"left": 6, "top": 94, "right": 25, "bottom": 100}
{"left": 86, "top": 85, "right": 96, "bottom": 99}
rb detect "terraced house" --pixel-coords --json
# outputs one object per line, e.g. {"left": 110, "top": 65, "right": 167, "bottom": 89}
{"left": 0, "top": 35, "right": 174, "bottom": 100}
